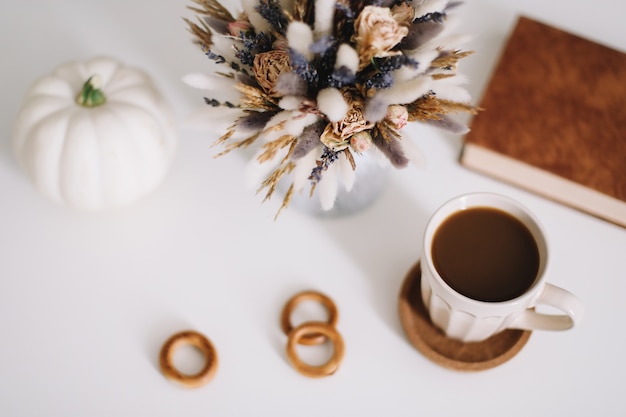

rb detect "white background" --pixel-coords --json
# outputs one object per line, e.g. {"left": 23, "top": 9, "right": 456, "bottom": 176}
{"left": 1, "top": 0, "right": 625, "bottom": 416}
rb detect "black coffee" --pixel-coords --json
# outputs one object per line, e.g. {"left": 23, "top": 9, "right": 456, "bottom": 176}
{"left": 431, "top": 207, "right": 540, "bottom": 302}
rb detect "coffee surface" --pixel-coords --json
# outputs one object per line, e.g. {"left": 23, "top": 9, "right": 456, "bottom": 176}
{"left": 431, "top": 207, "right": 540, "bottom": 302}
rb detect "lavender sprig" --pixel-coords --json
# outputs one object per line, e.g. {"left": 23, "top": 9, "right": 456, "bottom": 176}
{"left": 414, "top": 11, "right": 446, "bottom": 23}
{"left": 310, "top": 36, "right": 336, "bottom": 55}
{"left": 329, "top": 66, "right": 356, "bottom": 88}
{"left": 256, "top": 0, "right": 289, "bottom": 33}
{"left": 204, "top": 97, "right": 239, "bottom": 108}
{"left": 235, "top": 32, "right": 273, "bottom": 66}
{"left": 334, "top": 2, "right": 357, "bottom": 43}
{"left": 205, "top": 49, "right": 226, "bottom": 64}
{"left": 206, "top": 49, "right": 250, "bottom": 75}
{"left": 289, "top": 49, "right": 319, "bottom": 87}
{"left": 365, "top": 72, "right": 394, "bottom": 89}
{"left": 309, "top": 146, "right": 339, "bottom": 183}
{"left": 361, "top": 55, "right": 418, "bottom": 90}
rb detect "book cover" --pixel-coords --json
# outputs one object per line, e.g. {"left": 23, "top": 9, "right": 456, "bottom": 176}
{"left": 460, "top": 16, "right": 626, "bottom": 227}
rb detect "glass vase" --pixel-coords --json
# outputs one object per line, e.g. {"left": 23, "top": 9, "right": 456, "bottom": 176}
{"left": 286, "top": 151, "right": 389, "bottom": 218}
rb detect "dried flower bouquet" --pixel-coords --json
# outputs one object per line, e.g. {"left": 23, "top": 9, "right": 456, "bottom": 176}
{"left": 185, "top": 0, "right": 476, "bottom": 215}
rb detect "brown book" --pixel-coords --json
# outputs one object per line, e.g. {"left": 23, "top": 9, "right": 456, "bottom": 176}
{"left": 460, "top": 16, "right": 626, "bottom": 227}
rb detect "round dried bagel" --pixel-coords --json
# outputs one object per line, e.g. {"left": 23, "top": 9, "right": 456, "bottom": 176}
{"left": 286, "top": 322, "right": 345, "bottom": 378}
{"left": 159, "top": 330, "right": 218, "bottom": 388}
{"left": 280, "top": 290, "right": 339, "bottom": 345}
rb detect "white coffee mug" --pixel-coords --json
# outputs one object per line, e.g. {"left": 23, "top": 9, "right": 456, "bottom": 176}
{"left": 421, "top": 193, "right": 583, "bottom": 342}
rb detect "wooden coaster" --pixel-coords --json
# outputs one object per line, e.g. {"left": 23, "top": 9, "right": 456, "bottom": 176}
{"left": 398, "top": 262, "right": 531, "bottom": 371}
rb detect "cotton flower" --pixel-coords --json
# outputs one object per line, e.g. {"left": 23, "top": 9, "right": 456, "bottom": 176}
{"left": 317, "top": 88, "right": 349, "bottom": 122}
{"left": 286, "top": 21, "right": 314, "bottom": 60}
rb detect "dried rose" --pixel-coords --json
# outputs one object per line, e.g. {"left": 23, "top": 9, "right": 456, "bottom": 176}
{"left": 350, "top": 131, "right": 373, "bottom": 153}
{"left": 320, "top": 123, "right": 350, "bottom": 151}
{"left": 227, "top": 20, "right": 252, "bottom": 37}
{"left": 386, "top": 105, "right": 408, "bottom": 129}
{"left": 333, "top": 97, "right": 374, "bottom": 138}
{"left": 322, "top": 97, "right": 374, "bottom": 151}
{"left": 253, "top": 50, "right": 291, "bottom": 96}
{"left": 354, "top": 6, "right": 409, "bottom": 69}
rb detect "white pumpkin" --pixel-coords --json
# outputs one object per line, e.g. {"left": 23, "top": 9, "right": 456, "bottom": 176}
{"left": 12, "top": 56, "right": 178, "bottom": 210}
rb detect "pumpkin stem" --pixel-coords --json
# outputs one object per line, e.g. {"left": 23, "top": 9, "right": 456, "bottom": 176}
{"left": 76, "top": 75, "right": 106, "bottom": 107}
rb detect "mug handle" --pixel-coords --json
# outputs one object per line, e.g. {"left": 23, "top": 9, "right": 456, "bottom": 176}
{"left": 509, "top": 283, "right": 584, "bottom": 331}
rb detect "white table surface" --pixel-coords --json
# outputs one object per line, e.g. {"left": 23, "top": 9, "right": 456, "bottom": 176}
{"left": 1, "top": 1, "right": 625, "bottom": 416}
